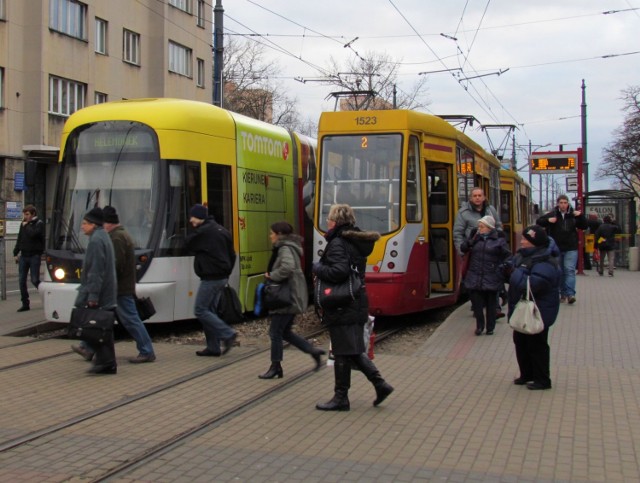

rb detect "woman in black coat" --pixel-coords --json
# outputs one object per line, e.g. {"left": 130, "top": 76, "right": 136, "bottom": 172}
{"left": 507, "top": 225, "right": 562, "bottom": 390}
{"left": 594, "top": 215, "right": 620, "bottom": 276}
{"left": 312, "top": 204, "right": 393, "bottom": 411}
{"left": 461, "top": 215, "right": 511, "bottom": 335}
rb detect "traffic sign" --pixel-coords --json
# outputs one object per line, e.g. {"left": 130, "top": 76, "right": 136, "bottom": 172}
{"left": 566, "top": 176, "right": 578, "bottom": 192}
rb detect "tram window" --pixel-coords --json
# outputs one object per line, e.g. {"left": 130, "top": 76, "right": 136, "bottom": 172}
{"left": 206, "top": 164, "right": 232, "bottom": 232}
{"left": 500, "top": 192, "right": 511, "bottom": 224}
{"left": 428, "top": 166, "right": 448, "bottom": 224}
{"left": 406, "top": 136, "right": 422, "bottom": 222}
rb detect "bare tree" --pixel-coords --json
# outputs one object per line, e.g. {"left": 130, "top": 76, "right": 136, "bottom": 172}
{"left": 598, "top": 86, "right": 640, "bottom": 197}
{"left": 324, "top": 52, "right": 429, "bottom": 111}
{"left": 223, "top": 37, "right": 301, "bottom": 130}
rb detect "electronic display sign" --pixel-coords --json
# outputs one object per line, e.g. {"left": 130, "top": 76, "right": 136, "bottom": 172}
{"left": 529, "top": 153, "right": 577, "bottom": 173}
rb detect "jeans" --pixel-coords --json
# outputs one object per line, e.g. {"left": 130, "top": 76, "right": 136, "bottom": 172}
{"left": 559, "top": 250, "right": 578, "bottom": 297}
{"left": 194, "top": 279, "right": 236, "bottom": 352}
{"left": 116, "top": 295, "right": 155, "bottom": 356}
{"left": 18, "top": 254, "right": 41, "bottom": 305}
{"left": 269, "top": 313, "right": 314, "bottom": 362}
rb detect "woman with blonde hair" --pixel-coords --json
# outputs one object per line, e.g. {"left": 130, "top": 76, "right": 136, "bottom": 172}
{"left": 313, "top": 204, "right": 394, "bottom": 411}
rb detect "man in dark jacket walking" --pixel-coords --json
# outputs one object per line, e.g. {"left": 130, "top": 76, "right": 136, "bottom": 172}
{"left": 594, "top": 215, "right": 620, "bottom": 277}
{"left": 13, "top": 205, "right": 45, "bottom": 312}
{"left": 185, "top": 204, "right": 238, "bottom": 357}
{"left": 103, "top": 206, "right": 156, "bottom": 363}
{"left": 536, "top": 194, "right": 588, "bottom": 304}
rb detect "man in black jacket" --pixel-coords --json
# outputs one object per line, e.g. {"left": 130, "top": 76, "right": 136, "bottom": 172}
{"left": 185, "top": 204, "right": 238, "bottom": 357}
{"left": 13, "top": 205, "right": 45, "bottom": 312}
{"left": 536, "top": 195, "right": 588, "bottom": 304}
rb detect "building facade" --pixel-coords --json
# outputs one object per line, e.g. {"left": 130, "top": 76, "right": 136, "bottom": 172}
{"left": 0, "top": 0, "right": 212, "bottom": 254}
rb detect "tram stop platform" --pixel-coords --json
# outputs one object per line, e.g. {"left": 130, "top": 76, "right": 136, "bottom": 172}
{"left": 1, "top": 269, "right": 640, "bottom": 482}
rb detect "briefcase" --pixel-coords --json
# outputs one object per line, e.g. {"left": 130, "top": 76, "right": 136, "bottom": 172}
{"left": 68, "top": 307, "right": 115, "bottom": 345}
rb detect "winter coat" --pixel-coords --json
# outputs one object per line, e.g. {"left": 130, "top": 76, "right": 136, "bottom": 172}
{"left": 507, "top": 245, "right": 562, "bottom": 329}
{"left": 14, "top": 216, "right": 45, "bottom": 257}
{"left": 461, "top": 229, "right": 511, "bottom": 292}
{"left": 267, "top": 235, "right": 308, "bottom": 315}
{"left": 75, "top": 227, "right": 117, "bottom": 310}
{"left": 595, "top": 222, "right": 620, "bottom": 251}
{"left": 453, "top": 201, "right": 502, "bottom": 253}
{"left": 185, "top": 217, "right": 236, "bottom": 280}
{"left": 313, "top": 223, "right": 380, "bottom": 355}
{"left": 108, "top": 225, "right": 137, "bottom": 296}
{"left": 536, "top": 206, "right": 588, "bottom": 252}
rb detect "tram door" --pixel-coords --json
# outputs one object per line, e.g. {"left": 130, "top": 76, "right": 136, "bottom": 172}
{"left": 206, "top": 164, "right": 233, "bottom": 233}
{"left": 427, "top": 162, "right": 454, "bottom": 292}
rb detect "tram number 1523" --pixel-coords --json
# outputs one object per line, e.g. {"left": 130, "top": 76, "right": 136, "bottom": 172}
{"left": 355, "top": 116, "right": 377, "bottom": 126}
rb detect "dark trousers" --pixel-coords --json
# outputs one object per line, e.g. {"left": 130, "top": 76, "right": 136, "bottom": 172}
{"left": 269, "top": 313, "right": 314, "bottom": 362}
{"left": 513, "top": 327, "right": 550, "bottom": 386}
{"left": 469, "top": 290, "right": 498, "bottom": 332}
{"left": 18, "top": 254, "right": 41, "bottom": 305}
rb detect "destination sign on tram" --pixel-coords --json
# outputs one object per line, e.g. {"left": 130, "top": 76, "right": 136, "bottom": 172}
{"left": 529, "top": 153, "right": 577, "bottom": 173}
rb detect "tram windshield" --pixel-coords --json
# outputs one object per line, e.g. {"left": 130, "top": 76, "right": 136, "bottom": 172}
{"left": 51, "top": 121, "right": 161, "bottom": 252}
{"left": 319, "top": 134, "right": 401, "bottom": 234}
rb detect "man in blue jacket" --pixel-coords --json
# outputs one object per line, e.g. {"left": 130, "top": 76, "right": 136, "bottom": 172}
{"left": 536, "top": 194, "right": 588, "bottom": 304}
{"left": 185, "top": 204, "right": 238, "bottom": 357}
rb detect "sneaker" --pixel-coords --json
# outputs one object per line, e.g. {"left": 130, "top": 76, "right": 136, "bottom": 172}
{"left": 567, "top": 296, "right": 576, "bottom": 305}
{"left": 128, "top": 354, "right": 156, "bottom": 363}
{"left": 608, "top": 272, "right": 614, "bottom": 277}
{"left": 71, "top": 345, "right": 94, "bottom": 361}
{"left": 560, "top": 296, "right": 568, "bottom": 303}
{"left": 513, "top": 377, "right": 531, "bottom": 385}
{"left": 486, "top": 330, "right": 494, "bottom": 335}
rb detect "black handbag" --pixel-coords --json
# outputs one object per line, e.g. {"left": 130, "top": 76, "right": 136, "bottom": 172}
{"left": 68, "top": 307, "right": 115, "bottom": 345}
{"left": 263, "top": 279, "right": 292, "bottom": 311}
{"left": 135, "top": 295, "right": 156, "bottom": 321}
{"left": 315, "top": 266, "right": 363, "bottom": 310}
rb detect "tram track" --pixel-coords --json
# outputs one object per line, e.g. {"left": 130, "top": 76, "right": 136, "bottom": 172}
{"left": 0, "top": 325, "right": 400, "bottom": 482}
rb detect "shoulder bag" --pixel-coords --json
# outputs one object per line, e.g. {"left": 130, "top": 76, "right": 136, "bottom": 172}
{"left": 315, "top": 262, "right": 363, "bottom": 310}
{"left": 217, "top": 284, "right": 244, "bottom": 324}
{"left": 508, "top": 276, "right": 544, "bottom": 335}
{"left": 263, "top": 279, "right": 292, "bottom": 311}
{"left": 135, "top": 295, "right": 156, "bottom": 321}
{"left": 68, "top": 307, "right": 116, "bottom": 345}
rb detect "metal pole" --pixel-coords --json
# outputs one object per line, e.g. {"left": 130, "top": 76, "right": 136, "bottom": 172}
{"left": 213, "top": 0, "right": 224, "bottom": 107}
{"left": 0, "top": 237, "right": 6, "bottom": 300}
{"left": 577, "top": 147, "right": 585, "bottom": 274}
{"left": 581, "top": 80, "right": 588, "bottom": 195}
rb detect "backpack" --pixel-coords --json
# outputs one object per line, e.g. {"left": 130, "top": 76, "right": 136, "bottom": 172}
{"left": 217, "top": 284, "right": 244, "bottom": 324}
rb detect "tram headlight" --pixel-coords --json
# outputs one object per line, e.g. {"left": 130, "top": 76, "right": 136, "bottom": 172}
{"left": 54, "top": 268, "right": 66, "bottom": 280}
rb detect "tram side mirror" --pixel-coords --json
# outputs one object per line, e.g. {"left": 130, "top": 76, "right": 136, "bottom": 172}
{"left": 24, "top": 159, "right": 37, "bottom": 187}
{"left": 533, "top": 204, "right": 540, "bottom": 215}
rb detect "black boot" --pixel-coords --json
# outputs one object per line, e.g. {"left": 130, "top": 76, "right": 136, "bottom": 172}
{"left": 258, "top": 362, "right": 283, "bottom": 379}
{"left": 316, "top": 358, "right": 350, "bottom": 411}
{"left": 17, "top": 303, "right": 30, "bottom": 312}
{"left": 353, "top": 354, "right": 394, "bottom": 407}
{"left": 311, "top": 348, "right": 326, "bottom": 372}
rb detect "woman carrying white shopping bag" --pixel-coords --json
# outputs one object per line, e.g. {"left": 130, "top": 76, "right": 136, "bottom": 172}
{"left": 506, "top": 225, "right": 562, "bottom": 390}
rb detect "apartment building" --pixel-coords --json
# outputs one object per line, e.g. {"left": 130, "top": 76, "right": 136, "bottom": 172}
{"left": 0, "top": 0, "right": 212, "bottom": 244}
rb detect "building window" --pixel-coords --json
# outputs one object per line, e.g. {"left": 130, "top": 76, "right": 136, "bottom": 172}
{"left": 169, "top": 41, "right": 192, "bottom": 77}
{"left": 197, "top": 0, "right": 205, "bottom": 27}
{"left": 197, "top": 58, "right": 205, "bottom": 87}
{"left": 95, "top": 18, "right": 107, "bottom": 54}
{"left": 95, "top": 92, "right": 107, "bottom": 104}
{"left": 49, "top": 0, "right": 87, "bottom": 40}
{"left": 49, "top": 75, "right": 86, "bottom": 116}
{"left": 0, "top": 0, "right": 6, "bottom": 20}
{"left": 123, "top": 29, "right": 140, "bottom": 65}
{"left": 169, "top": 0, "right": 191, "bottom": 13}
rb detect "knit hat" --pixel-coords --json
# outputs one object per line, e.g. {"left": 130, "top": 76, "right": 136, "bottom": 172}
{"left": 190, "top": 204, "right": 208, "bottom": 220}
{"left": 103, "top": 205, "right": 119, "bottom": 224}
{"left": 83, "top": 207, "right": 104, "bottom": 226}
{"left": 477, "top": 215, "right": 496, "bottom": 230}
{"left": 522, "top": 225, "right": 549, "bottom": 247}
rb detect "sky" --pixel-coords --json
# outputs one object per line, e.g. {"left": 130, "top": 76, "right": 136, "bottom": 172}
{"left": 223, "top": 0, "right": 640, "bottom": 194}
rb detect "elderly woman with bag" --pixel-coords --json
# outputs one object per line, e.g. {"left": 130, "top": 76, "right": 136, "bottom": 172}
{"left": 259, "top": 221, "right": 325, "bottom": 379}
{"left": 461, "top": 215, "right": 511, "bottom": 336}
{"left": 507, "top": 225, "right": 561, "bottom": 390}
{"left": 312, "top": 204, "right": 393, "bottom": 411}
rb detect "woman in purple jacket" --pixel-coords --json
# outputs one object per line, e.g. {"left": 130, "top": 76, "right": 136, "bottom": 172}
{"left": 461, "top": 215, "right": 511, "bottom": 336}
